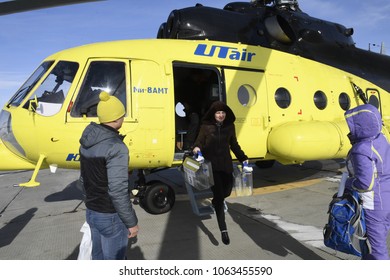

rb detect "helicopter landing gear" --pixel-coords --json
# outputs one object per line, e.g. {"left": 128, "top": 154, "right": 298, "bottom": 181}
{"left": 139, "top": 181, "right": 175, "bottom": 214}
{"left": 132, "top": 169, "right": 176, "bottom": 215}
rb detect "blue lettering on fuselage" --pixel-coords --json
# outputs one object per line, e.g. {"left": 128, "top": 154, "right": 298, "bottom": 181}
{"left": 66, "top": 153, "right": 80, "bottom": 161}
{"left": 194, "top": 44, "right": 256, "bottom": 62}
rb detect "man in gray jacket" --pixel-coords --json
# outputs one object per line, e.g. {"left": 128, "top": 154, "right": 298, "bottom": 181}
{"left": 79, "top": 91, "right": 139, "bottom": 260}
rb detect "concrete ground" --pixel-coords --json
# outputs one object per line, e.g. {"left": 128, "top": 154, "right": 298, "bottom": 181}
{"left": 0, "top": 159, "right": 388, "bottom": 260}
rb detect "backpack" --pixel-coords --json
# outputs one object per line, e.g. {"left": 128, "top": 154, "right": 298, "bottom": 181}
{"left": 323, "top": 190, "right": 371, "bottom": 257}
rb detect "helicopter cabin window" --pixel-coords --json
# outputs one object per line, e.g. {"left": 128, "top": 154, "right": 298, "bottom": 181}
{"left": 313, "top": 90, "right": 327, "bottom": 110}
{"left": 173, "top": 66, "right": 221, "bottom": 151}
{"left": 237, "top": 84, "right": 257, "bottom": 107}
{"left": 338, "top": 92, "right": 350, "bottom": 111}
{"left": 368, "top": 95, "right": 380, "bottom": 109}
{"left": 23, "top": 61, "right": 78, "bottom": 116}
{"left": 8, "top": 61, "right": 54, "bottom": 107}
{"left": 71, "top": 61, "right": 127, "bottom": 118}
{"left": 274, "top": 87, "right": 291, "bottom": 109}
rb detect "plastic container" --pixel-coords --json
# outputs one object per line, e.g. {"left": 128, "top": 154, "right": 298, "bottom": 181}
{"left": 183, "top": 156, "right": 214, "bottom": 190}
{"left": 233, "top": 164, "right": 253, "bottom": 196}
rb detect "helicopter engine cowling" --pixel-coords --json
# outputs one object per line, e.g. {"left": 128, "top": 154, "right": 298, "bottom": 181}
{"left": 158, "top": 2, "right": 355, "bottom": 52}
{"left": 158, "top": 4, "right": 261, "bottom": 43}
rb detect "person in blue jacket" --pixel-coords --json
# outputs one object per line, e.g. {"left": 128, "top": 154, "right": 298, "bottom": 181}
{"left": 344, "top": 104, "right": 390, "bottom": 259}
{"left": 79, "top": 91, "right": 139, "bottom": 260}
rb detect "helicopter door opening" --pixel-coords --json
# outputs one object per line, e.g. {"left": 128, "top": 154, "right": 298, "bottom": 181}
{"left": 172, "top": 65, "right": 222, "bottom": 156}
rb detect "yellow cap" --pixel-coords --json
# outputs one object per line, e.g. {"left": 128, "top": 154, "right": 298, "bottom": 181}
{"left": 97, "top": 91, "right": 125, "bottom": 123}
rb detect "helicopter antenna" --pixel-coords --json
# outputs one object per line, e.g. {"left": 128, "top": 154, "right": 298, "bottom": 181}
{"left": 351, "top": 82, "right": 368, "bottom": 104}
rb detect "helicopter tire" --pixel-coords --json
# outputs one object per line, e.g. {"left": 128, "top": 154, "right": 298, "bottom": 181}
{"left": 255, "top": 160, "right": 275, "bottom": 169}
{"left": 139, "top": 182, "right": 175, "bottom": 215}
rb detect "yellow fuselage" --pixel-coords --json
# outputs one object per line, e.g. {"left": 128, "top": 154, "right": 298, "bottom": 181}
{"left": 0, "top": 39, "right": 389, "bottom": 173}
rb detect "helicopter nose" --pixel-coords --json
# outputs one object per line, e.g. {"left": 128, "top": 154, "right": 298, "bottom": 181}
{"left": 0, "top": 139, "right": 35, "bottom": 170}
{"left": 0, "top": 111, "right": 36, "bottom": 170}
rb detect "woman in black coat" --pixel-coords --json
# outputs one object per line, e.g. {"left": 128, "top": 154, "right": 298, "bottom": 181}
{"left": 193, "top": 101, "right": 248, "bottom": 245}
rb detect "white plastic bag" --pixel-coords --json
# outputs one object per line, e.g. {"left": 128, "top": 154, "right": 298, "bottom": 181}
{"left": 77, "top": 221, "right": 92, "bottom": 260}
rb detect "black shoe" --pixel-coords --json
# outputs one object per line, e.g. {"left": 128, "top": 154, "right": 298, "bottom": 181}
{"left": 221, "top": 230, "right": 230, "bottom": 245}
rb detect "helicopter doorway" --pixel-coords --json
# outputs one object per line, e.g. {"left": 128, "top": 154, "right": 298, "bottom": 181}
{"left": 172, "top": 65, "right": 222, "bottom": 156}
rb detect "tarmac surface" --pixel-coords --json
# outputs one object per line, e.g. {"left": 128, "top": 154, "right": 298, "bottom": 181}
{"left": 0, "top": 159, "right": 389, "bottom": 260}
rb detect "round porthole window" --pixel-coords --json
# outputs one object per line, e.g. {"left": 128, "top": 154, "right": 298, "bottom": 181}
{"left": 237, "top": 84, "right": 257, "bottom": 107}
{"left": 274, "top": 87, "right": 291, "bottom": 109}
{"left": 314, "top": 90, "right": 327, "bottom": 110}
{"left": 338, "top": 92, "right": 350, "bottom": 111}
{"left": 368, "top": 95, "right": 380, "bottom": 109}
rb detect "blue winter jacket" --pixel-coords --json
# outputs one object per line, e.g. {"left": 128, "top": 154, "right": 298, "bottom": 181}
{"left": 345, "top": 104, "right": 390, "bottom": 210}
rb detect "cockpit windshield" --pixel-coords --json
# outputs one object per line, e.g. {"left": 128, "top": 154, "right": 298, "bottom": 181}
{"left": 24, "top": 61, "right": 79, "bottom": 116}
{"left": 7, "top": 61, "right": 54, "bottom": 107}
{"left": 5, "top": 60, "right": 80, "bottom": 116}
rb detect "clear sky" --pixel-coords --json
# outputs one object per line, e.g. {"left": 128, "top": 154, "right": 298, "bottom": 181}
{"left": 0, "top": 0, "right": 389, "bottom": 107}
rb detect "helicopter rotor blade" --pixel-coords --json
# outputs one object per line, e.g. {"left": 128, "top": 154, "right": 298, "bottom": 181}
{"left": 0, "top": 0, "right": 103, "bottom": 16}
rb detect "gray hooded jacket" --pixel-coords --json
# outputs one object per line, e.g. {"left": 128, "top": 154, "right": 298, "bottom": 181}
{"left": 79, "top": 122, "right": 138, "bottom": 228}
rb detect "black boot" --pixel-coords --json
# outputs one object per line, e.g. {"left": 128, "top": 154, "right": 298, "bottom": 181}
{"left": 221, "top": 230, "right": 230, "bottom": 245}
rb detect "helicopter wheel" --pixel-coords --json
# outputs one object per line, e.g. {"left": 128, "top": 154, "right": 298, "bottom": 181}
{"left": 139, "top": 182, "right": 175, "bottom": 215}
{"left": 255, "top": 160, "right": 275, "bottom": 169}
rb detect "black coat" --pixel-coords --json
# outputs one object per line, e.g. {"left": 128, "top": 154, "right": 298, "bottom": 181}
{"left": 194, "top": 101, "right": 248, "bottom": 173}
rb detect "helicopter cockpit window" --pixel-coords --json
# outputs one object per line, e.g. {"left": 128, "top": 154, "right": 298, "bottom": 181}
{"left": 23, "top": 61, "right": 78, "bottom": 116}
{"left": 71, "top": 61, "right": 127, "bottom": 118}
{"left": 274, "top": 87, "right": 291, "bottom": 108}
{"left": 7, "top": 61, "right": 54, "bottom": 107}
{"left": 338, "top": 92, "right": 350, "bottom": 111}
{"left": 314, "top": 90, "right": 327, "bottom": 110}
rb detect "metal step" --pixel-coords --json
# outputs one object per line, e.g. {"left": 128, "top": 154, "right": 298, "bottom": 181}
{"left": 184, "top": 181, "right": 214, "bottom": 216}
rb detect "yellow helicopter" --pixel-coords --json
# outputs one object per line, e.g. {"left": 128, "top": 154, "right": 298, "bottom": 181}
{"left": 1, "top": 0, "right": 389, "bottom": 214}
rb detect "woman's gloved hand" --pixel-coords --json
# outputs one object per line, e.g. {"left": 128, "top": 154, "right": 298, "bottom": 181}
{"left": 242, "top": 160, "right": 253, "bottom": 172}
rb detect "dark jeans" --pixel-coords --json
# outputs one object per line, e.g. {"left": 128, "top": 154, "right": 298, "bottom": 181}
{"left": 86, "top": 208, "right": 129, "bottom": 260}
{"left": 211, "top": 171, "right": 233, "bottom": 231}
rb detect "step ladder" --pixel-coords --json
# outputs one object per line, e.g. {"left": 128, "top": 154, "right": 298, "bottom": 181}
{"left": 184, "top": 181, "right": 214, "bottom": 216}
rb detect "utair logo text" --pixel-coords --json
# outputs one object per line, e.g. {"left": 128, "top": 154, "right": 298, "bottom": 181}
{"left": 194, "top": 44, "right": 256, "bottom": 62}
